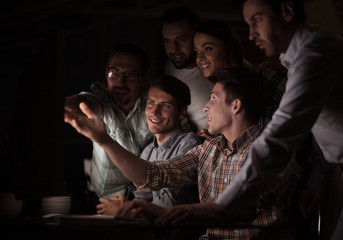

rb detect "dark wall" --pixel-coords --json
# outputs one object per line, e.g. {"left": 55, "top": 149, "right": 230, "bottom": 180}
{"left": 0, "top": 0, "right": 266, "bottom": 202}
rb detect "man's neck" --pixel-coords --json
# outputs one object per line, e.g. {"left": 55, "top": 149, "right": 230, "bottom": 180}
{"left": 112, "top": 97, "right": 138, "bottom": 116}
{"left": 281, "top": 21, "right": 304, "bottom": 54}
{"left": 117, "top": 103, "right": 135, "bottom": 116}
{"left": 224, "top": 120, "right": 255, "bottom": 150}
{"left": 155, "top": 126, "right": 180, "bottom": 146}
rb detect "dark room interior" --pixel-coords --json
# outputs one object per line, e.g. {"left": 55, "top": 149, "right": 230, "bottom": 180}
{"left": 1, "top": 0, "right": 343, "bottom": 238}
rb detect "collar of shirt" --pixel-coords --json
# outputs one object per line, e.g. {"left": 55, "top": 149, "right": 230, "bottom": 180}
{"left": 215, "top": 124, "right": 262, "bottom": 155}
{"left": 280, "top": 23, "right": 307, "bottom": 70}
{"left": 232, "top": 124, "right": 262, "bottom": 153}
{"left": 110, "top": 87, "right": 148, "bottom": 119}
{"left": 152, "top": 127, "right": 183, "bottom": 149}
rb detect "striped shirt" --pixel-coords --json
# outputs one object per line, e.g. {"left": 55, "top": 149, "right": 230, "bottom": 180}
{"left": 140, "top": 124, "right": 302, "bottom": 239}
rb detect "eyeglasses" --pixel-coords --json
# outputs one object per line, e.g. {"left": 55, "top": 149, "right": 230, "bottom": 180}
{"left": 106, "top": 68, "right": 143, "bottom": 82}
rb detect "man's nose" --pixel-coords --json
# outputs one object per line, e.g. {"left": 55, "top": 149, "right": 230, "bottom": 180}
{"left": 203, "top": 102, "right": 209, "bottom": 113}
{"left": 170, "top": 41, "right": 180, "bottom": 52}
{"left": 117, "top": 73, "right": 126, "bottom": 84}
{"left": 150, "top": 105, "right": 161, "bottom": 115}
{"left": 249, "top": 27, "right": 257, "bottom": 41}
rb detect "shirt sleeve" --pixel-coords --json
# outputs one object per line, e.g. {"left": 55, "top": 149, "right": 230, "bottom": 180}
{"left": 138, "top": 147, "right": 200, "bottom": 191}
{"left": 215, "top": 34, "right": 340, "bottom": 211}
{"left": 133, "top": 188, "right": 153, "bottom": 201}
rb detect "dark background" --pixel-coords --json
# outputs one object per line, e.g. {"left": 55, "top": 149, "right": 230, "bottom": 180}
{"left": 0, "top": 0, "right": 342, "bottom": 212}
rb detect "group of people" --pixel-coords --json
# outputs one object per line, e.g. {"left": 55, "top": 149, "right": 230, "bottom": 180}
{"left": 64, "top": 0, "right": 343, "bottom": 239}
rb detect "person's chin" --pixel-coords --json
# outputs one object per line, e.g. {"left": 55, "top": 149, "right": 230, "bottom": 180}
{"left": 147, "top": 124, "right": 161, "bottom": 133}
{"left": 264, "top": 51, "right": 274, "bottom": 58}
{"left": 202, "top": 70, "right": 212, "bottom": 78}
{"left": 171, "top": 57, "right": 188, "bottom": 69}
{"left": 148, "top": 129, "right": 158, "bottom": 134}
{"left": 208, "top": 128, "right": 216, "bottom": 136}
{"left": 263, "top": 48, "right": 278, "bottom": 58}
{"left": 173, "top": 62, "right": 187, "bottom": 69}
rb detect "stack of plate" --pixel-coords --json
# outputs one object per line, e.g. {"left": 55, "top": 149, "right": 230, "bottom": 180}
{"left": 41, "top": 196, "right": 71, "bottom": 216}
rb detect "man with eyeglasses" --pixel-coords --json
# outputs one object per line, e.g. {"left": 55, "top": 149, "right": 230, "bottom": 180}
{"left": 65, "top": 44, "right": 153, "bottom": 208}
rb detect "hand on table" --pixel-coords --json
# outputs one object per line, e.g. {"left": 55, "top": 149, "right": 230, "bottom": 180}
{"left": 116, "top": 200, "right": 165, "bottom": 223}
{"left": 97, "top": 194, "right": 125, "bottom": 215}
{"left": 118, "top": 200, "right": 256, "bottom": 227}
{"left": 155, "top": 201, "right": 239, "bottom": 227}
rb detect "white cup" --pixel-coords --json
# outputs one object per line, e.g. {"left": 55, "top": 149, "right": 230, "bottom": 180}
{"left": 41, "top": 196, "right": 71, "bottom": 215}
{"left": 0, "top": 193, "right": 23, "bottom": 218}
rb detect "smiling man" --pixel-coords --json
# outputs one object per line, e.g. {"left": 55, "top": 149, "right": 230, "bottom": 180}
{"left": 92, "top": 76, "right": 204, "bottom": 208}
{"left": 71, "top": 75, "right": 204, "bottom": 239}
{"left": 131, "top": 75, "right": 203, "bottom": 208}
{"left": 161, "top": 7, "right": 214, "bottom": 133}
{"left": 65, "top": 68, "right": 305, "bottom": 239}
{"left": 64, "top": 44, "right": 153, "bottom": 202}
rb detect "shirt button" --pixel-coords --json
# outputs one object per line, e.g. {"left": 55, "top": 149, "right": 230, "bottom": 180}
{"left": 224, "top": 178, "right": 228, "bottom": 183}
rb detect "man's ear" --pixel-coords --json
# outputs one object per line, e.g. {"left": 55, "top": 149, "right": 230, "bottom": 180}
{"left": 178, "top": 106, "right": 187, "bottom": 120}
{"left": 281, "top": 1, "right": 296, "bottom": 22}
{"left": 232, "top": 99, "right": 242, "bottom": 115}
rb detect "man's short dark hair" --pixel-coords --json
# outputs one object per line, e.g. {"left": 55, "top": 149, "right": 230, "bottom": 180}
{"left": 160, "top": 7, "right": 200, "bottom": 28}
{"left": 149, "top": 75, "right": 191, "bottom": 111}
{"left": 107, "top": 43, "right": 149, "bottom": 75}
{"left": 237, "top": 0, "right": 306, "bottom": 21}
{"left": 210, "top": 67, "right": 266, "bottom": 124}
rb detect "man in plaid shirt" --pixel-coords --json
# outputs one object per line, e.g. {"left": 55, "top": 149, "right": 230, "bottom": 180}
{"left": 65, "top": 68, "right": 303, "bottom": 239}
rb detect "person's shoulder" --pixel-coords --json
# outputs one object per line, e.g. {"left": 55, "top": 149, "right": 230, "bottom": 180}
{"left": 140, "top": 140, "right": 155, "bottom": 157}
{"left": 205, "top": 135, "right": 225, "bottom": 147}
{"left": 295, "top": 25, "right": 343, "bottom": 64}
{"left": 89, "top": 81, "right": 111, "bottom": 104}
{"left": 177, "top": 131, "right": 204, "bottom": 145}
{"left": 90, "top": 81, "right": 107, "bottom": 92}
{"left": 299, "top": 25, "right": 343, "bottom": 47}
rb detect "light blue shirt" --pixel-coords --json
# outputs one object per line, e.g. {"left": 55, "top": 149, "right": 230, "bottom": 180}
{"left": 216, "top": 24, "right": 343, "bottom": 211}
{"left": 83, "top": 82, "right": 153, "bottom": 198}
{"left": 134, "top": 128, "right": 203, "bottom": 207}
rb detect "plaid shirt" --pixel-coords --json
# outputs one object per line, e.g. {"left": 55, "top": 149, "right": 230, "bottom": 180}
{"left": 140, "top": 124, "right": 302, "bottom": 239}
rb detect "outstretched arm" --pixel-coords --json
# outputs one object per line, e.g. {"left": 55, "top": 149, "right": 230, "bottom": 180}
{"left": 64, "top": 102, "right": 147, "bottom": 185}
{"left": 65, "top": 94, "right": 101, "bottom": 116}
